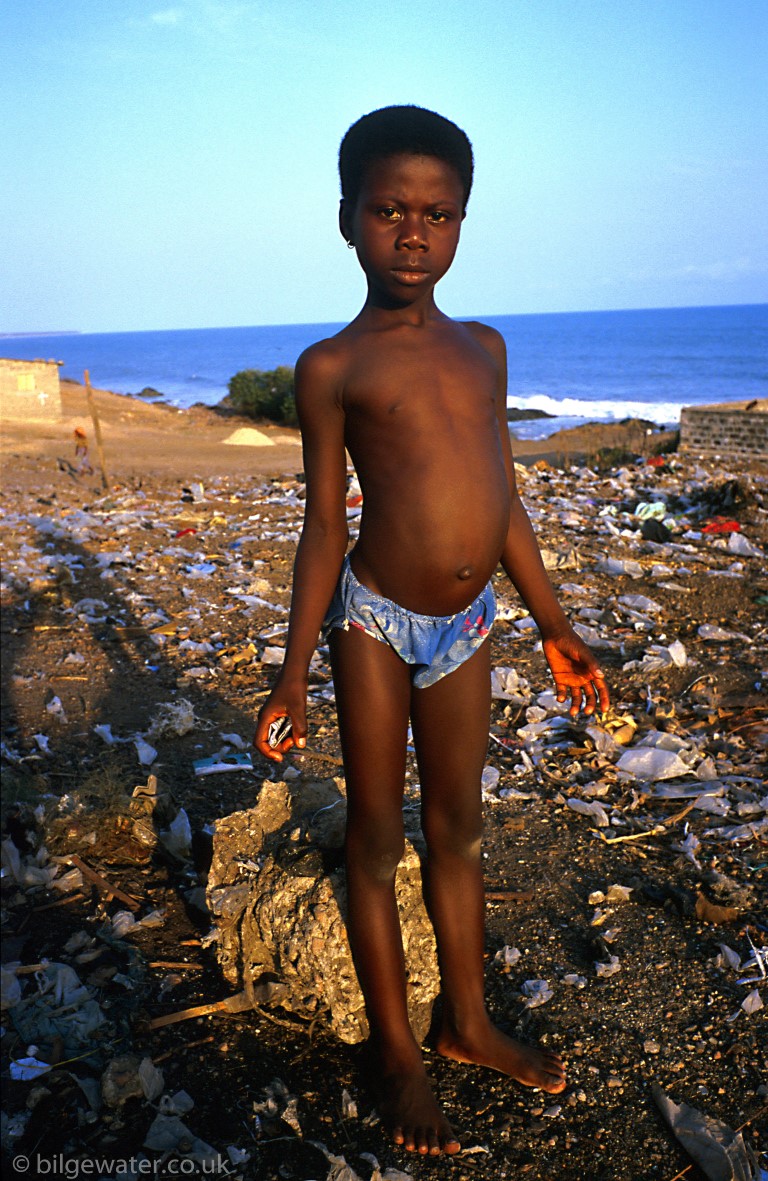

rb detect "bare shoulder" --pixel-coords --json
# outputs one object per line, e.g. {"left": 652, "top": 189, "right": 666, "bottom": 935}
{"left": 295, "top": 334, "right": 348, "bottom": 387}
{"left": 462, "top": 320, "right": 507, "bottom": 365}
{"left": 293, "top": 333, "right": 356, "bottom": 416}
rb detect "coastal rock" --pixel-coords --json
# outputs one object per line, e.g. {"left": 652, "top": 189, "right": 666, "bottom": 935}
{"left": 206, "top": 778, "right": 439, "bottom": 1044}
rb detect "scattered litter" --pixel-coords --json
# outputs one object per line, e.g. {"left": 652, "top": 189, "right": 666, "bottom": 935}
{"left": 521, "top": 979, "right": 554, "bottom": 1007}
{"left": 9, "top": 1056, "right": 53, "bottom": 1082}
{"left": 495, "top": 946, "right": 521, "bottom": 969}
{"left": 193, "top": 752, "right": 253, "bottom": 776}
{"left": 133, "top": 735, "right": 158, "bottom": 767}
{"left": 567, "top": 798, "right": 611, "bottom": 827}
{"left": 595, "top": 956, "right": 621, "bottom": 978}
{"left": 147, "top": 698, "right": 200, "bottom": 737}
{"left": 652, "top": 1084, "right": 760, "bottom": 1181}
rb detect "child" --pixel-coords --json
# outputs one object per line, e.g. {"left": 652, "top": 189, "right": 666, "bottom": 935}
{"left": 254, "top": 105, "right": 609, "bottom": 1157}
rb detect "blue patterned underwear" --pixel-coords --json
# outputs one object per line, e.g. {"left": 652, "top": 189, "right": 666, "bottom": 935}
{"left": 323, "top": 554, "right": 496, "bottom": 688}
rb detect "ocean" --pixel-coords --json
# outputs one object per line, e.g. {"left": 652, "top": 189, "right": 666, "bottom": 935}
{"left": 4, "top": 303, "right": 766, "bottom": 441}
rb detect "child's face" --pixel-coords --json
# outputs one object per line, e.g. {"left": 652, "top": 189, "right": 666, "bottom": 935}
{"left": 342, "top": 153, "right": 465, "bottom": 304}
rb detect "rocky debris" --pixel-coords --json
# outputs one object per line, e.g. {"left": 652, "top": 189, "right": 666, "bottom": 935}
{"left": 1, "top": 449, "right": 767, "bottom": 1180}
{"left": 206, "top": 778, "right": 439, "bottom": 1044}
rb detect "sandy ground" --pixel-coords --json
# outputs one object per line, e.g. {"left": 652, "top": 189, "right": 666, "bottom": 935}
{"left": 0, "top": 379, "right": 683, "bottom": 485}
{"left": 1, "top": 387, "right": 766, "bottom": 1181}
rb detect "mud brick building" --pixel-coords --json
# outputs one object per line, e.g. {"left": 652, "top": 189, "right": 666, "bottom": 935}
{"left": 0, "top": 357, "right": 63, "bottom": 421}
{"left": 680, "top": 399, "right": 767, "bottom": 458}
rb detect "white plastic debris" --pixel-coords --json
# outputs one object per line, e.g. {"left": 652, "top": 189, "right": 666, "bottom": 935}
{"left": 728, "top": 532, "right": 763, "bottom": 557}
{"left": 45, "top": 696, "right": 67, "bottom": 720}
{"left": 616, "top": 746, "right": 692, "bottom": 782}
{"left": 595, "top": 956, "right": 621, "bottom": 978}
{"left": 490, "top": 666, "right": 531, "bottom": 703}
{"left": 147, "top": 699, "right": 199, "bottom": 738}
{"left": 740, "top": 989, "right": 763, "bottom": 1016}
{"left": 697, "top": 623, "right": 751, "bottom": 642}
{"left": 494, "top": 945, "right": 521, "bottom": 968}
{"left": 138, "top": 1057, "right": 165, "bottom": 1101}
{"left": 618, "top": 594, "right": 663, "bottom": 613}
{"left": 134, "top": 736, "right": 158, "bottom": 767}
{"left": 157, "top": 808, "right": 192, "bottom": 858}
{"left": 480, "top": 766, "right": 501, "bottom": 799}
{"left": 566, "top": 798, "right": 610, "bottom": 827}
{"left": 596, "top": 557, "right": 644, "bottom": 578}
{"left": 144, "top": 1114, "right": 218, "bottom": 1165}
{"left": 716, "top": 944, "right": 742, "bottom": 972}
{"left": 159, "top": 1090, "right": 195, "bottom": 1116}
{"left": 521, "top": 979, "right": 554, "bottom": 1007}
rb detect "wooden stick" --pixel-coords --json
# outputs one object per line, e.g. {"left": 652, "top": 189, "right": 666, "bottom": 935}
{"left": 148, "top": 989, "right": 255, "bottom": 1029}
{"left": 33, "top": 892, "right": 87, "bottom": 911}
{"left": 65, "top": 854, "right": 141, "bottom": 910}
{"left": 149, "top": 1000, "right": 234, "bottom": 1028}
{"left": 153, "top": 1035, "right": 216, "bottom": 1064}
{"left": 148, "top": 961, "right": 203, "bottom": 971}
{"left": 485, "top": 890, "right": 535, "bottom": 903}
{"left": 84, "top": 369, "right": 109, "bottom": 490}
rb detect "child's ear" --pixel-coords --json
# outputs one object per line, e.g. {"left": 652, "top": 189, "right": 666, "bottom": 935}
{"left": 339, "top": 199, "right": 351, "bottom": 244}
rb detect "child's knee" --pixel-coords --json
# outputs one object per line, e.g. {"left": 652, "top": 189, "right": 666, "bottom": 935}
{"left": 422, "top": 808, "right": 482, "bottom": 863}
{"left": 346, "top": 818, "right": 405, "bottom": 882}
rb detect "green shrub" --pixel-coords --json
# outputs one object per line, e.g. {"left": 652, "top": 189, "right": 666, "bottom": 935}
{"left": 227, "top": 366, "right": 297, "bottom": 426}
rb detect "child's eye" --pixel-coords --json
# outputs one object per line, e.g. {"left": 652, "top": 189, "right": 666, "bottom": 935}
{"left": 378, "top": 207, "right": 401, "bottom": 221}
{"left": 428, "top": 210, "right": 450, "bottom": 223}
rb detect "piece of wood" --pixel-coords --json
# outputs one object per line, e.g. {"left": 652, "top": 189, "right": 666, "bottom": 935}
{"left": 148, "top": 990, "right": 255, "bottom": 1029}
{"left": 153, "top": 1035, "right": 215, "bottom": 1064}
{"left": 65, "top": 854, "right": 141, "bottom": 910}
{"left": 33, "top": 892, "right": 87, "bottom": 911}
{"left": 148, "top": 961, "right": 203, "bottom": 971}
{"left": 84, "top": 369, "right": 110, "bottom": 490}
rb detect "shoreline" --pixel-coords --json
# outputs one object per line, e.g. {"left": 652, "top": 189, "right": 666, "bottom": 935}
{"left": 0, "top": 380, "right": 682, "bottom": 484}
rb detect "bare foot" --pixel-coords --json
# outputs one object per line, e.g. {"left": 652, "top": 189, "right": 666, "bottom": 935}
{"left": 436, "top": 1020, "right": 566, "bottom": 1093}
{"left": 367, "top": 1044, "right": 461, "bottom": 1156}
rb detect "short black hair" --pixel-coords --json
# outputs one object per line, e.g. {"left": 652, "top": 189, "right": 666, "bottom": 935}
{"left": 339, "top": 105, "right": 474, "bottom": 211}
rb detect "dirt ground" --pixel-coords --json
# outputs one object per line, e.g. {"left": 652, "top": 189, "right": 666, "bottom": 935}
{"left": 1, "top": 393, "right": 766, "bottom": 1181}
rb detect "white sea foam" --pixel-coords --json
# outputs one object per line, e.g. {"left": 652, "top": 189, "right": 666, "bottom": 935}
{"left": 508, "top": 392, "right": 683, "bottom": 429}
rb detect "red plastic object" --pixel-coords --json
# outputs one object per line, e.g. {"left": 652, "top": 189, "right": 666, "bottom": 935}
{"left": 702, "top": 518, "right": 741, "bottom": 534}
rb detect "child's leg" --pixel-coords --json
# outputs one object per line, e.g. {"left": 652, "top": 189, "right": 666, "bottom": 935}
{"left": 410, "top": 642, "right": 566, "bottom": 1093}
{"left": 329, "top": 625, "right": 461, "bottom": 1156}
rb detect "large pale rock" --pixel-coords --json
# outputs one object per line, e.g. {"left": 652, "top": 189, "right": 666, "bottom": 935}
{"left": 206, "top": 777, "right": 439, "bottom": 1044}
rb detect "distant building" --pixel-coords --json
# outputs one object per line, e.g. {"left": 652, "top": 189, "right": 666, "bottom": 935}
{"left": 0, "top": 357, "right": 63, "bottom": 421}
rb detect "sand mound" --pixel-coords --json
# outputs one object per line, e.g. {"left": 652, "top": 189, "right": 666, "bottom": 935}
{"left": 222, "top": 427, "right": 275, "bottom": 447}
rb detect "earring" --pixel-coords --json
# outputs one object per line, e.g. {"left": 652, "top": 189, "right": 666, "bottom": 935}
{"left": 346, "top": 240, "right": 355, "bottom": 249}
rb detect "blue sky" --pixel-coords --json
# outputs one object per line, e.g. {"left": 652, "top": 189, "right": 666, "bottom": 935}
{"left": 2, "top": 0, "right": 767, "bottom": 333}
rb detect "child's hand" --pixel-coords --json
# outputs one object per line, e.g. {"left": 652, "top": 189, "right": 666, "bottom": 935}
{"left": 254, "top": 686, "right": 308, "bottom": 762}
{"left": 542, "top": 629, "right": 609, "bottom": 717}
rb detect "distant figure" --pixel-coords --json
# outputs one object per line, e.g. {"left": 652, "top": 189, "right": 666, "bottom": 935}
{"left": 254, "top": 105, "right": 609, "bottom": 1156}
{"left": 73, "top": 427, "right": 93, "bottom": 474}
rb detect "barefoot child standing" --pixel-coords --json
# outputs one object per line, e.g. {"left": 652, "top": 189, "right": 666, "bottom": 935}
{"left": 254, "top": 105, "right": 609, "bottom": 1157}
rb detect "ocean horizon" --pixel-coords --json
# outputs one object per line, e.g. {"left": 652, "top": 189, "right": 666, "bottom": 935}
{"left": 4, "top": 303, "right": 766, "bottom": 440}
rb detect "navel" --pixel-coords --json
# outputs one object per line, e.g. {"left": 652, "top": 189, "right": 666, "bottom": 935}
{"left": 457, "top": 565, "right": 473, "bottom": 580}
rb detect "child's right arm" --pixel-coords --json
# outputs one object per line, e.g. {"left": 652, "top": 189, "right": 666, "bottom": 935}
{"left": 253, "top": 345, "right": 349, "bottom": 762}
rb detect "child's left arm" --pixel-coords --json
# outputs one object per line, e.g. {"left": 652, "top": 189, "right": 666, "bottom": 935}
{"left": 480, "top": 325, "right": 610, "bottom": 717}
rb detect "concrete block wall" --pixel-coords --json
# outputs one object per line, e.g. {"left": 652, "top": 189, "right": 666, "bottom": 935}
{"left": 0, "top": 357, "right": 64, "bottom": 421}
{"left": 679, "top": 400, "right": 767, "bottom": 458}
